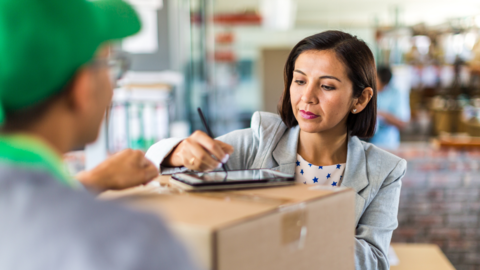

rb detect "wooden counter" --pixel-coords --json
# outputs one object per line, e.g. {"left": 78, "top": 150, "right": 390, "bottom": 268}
{"left": 390, "top": 243, "right": 455, "bottom": 270}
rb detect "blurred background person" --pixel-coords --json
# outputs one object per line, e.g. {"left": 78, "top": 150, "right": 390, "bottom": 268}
{"left": 370, "top": 66, "right": 410, "bottom": 149}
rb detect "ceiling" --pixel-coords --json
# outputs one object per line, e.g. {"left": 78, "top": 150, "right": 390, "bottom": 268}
{"left": 213, "top": 0, "right": 480, "bottom": 28}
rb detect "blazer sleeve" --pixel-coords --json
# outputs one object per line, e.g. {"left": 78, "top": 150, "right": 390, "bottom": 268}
{"left": 215, "top": 128, "right": 258, "bottom": 170}
{"left": 354, "top": 159, "right": 406, "bottom": 270}
{"left": 145, "top": 112, "right": 263, "bottom": 174}
{"left": 145, "top": 137, "right": 187, "bottom": 174}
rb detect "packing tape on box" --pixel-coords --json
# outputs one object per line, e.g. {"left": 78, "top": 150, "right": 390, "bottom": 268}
{"left": 279, "top": 203, "right": 307, "bottom": 251}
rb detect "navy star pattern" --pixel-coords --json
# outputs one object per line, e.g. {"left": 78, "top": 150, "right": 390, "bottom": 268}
{"left": 294, "top": 154, "right": 345, "bottom": 187}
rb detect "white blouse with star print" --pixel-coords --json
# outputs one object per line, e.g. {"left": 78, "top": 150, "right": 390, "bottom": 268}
{"left": 295, "top": 154, "right": 346, "bottom": 187}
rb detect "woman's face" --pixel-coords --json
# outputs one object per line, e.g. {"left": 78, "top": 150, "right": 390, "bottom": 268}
{"left": 290, "top": 49, "right": 354, "bottom": 134}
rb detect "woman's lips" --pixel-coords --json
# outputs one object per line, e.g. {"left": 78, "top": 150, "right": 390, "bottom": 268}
{"left": 299, "top": 110, "right": 319, "bottom": 120}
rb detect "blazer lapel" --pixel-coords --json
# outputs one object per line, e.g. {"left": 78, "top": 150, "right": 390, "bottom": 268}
{"left": 341, "top": 136, "right": 369, "bottom": 225}
{"left": 271, "top": 125, "right": 300, "bottom": 175}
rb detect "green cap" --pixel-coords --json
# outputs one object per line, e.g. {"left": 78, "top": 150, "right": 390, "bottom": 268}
{"left": 0, "top": 0, "right": 141, "bottom": 123}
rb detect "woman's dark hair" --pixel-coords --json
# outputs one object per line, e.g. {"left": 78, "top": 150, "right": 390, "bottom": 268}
{"left": 277, "top": 30, "right": 377, "bottom": 138}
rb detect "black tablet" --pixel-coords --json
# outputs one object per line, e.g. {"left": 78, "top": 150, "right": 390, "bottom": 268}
{"left": 170, "top": 169, "right": 295, "bottom": 191}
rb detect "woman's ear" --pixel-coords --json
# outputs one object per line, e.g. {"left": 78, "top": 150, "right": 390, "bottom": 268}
{"left": 351, "top": 87, "right": 373, "bottom": 114}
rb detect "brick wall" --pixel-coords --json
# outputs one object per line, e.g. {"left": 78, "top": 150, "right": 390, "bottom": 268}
{"left": 391, "top": 143, "right": 480, "bottom": 270}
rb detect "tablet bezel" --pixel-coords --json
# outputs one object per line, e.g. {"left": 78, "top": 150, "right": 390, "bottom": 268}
{"left": 171, "top": 169, "right": 294, "bottom": 187}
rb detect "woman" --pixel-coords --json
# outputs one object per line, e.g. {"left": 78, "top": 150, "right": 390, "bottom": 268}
{"left": 146, "top": 30, "right": 406, "bottom": 270}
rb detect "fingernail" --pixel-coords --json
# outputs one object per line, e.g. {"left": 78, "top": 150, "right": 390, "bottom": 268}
{"left": 221, "top": 154, "right": 230, "bottom": 164}
{"left": 216, "top": 162, "right": 222, "bottom": 169}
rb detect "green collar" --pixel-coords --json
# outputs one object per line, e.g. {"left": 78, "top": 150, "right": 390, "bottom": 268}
{"left": 0, "top": 134, "right": 76, "bottom": 187}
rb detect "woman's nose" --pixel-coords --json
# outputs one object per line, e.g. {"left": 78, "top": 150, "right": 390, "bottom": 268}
{"left": 301, "top": 83, "right": 318, "bottom": 104}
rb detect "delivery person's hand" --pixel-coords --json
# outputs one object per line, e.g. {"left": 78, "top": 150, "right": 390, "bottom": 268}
{"left": 164, "top": 130, "right": 234, "bottom": 171}
{"left": 76, "top": 149, "right": 159, "bottom": 193}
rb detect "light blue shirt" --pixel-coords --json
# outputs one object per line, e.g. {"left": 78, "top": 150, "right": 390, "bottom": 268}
{"left": 370, "top": 84, "right": 410, "bottom": 149}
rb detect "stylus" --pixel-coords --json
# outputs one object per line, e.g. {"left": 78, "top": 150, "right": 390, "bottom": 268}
{"left": 197, "top": 107, "right": 230, "bottom": 172}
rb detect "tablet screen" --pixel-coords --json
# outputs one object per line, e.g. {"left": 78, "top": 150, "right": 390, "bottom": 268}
{"left": 173, "top": 169, "right": 293, "bottom": 186}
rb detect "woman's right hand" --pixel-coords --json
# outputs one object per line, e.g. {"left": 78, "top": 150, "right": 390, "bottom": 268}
{"left": 163, "top": 130, "right": 234, "bottom": 171}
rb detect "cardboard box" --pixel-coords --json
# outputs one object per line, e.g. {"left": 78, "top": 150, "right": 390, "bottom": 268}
{"left": 101, "top": 177, "right": 356, "bottom": 270}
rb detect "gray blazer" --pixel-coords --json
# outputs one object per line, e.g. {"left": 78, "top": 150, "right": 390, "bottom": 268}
{"left": 146, "top": 111, "right": 407, "bottom": 270}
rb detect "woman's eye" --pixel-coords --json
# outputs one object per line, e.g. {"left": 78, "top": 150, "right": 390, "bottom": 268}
{"left": 294, "top": 80, "right": 305, "bottom": 85}
{"left": 322, "top": 85, "right": 335, "bottom": 90}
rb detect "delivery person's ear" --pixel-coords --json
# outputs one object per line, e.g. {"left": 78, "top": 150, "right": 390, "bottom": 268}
{"left": 66, "top": 66, "right": 94, "bottom": 115}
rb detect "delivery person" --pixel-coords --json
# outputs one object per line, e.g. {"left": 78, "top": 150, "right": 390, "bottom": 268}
{"left": 0, "top": 0, "right": 198, "bottom": 269}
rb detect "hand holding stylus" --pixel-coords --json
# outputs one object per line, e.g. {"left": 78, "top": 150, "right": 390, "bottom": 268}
{"left": 164, "top": 130, "right": 234, "bottom": 171}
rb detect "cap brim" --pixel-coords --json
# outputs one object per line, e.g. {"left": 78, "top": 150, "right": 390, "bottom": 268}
{"left": 91, "top": 0, "right": 142, "bottom": 42}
